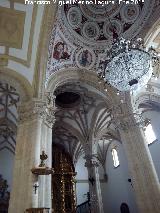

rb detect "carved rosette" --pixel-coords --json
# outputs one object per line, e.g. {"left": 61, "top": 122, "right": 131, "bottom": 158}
{"left": 18, "top": 93, "right": 57, "bottom": 128}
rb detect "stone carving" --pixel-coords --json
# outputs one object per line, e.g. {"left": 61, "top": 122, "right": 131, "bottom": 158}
{"left": 146, "top": 84, "right": 154, "bottom": 93}
{"left": 18, "top": 93, "right": 57, "bottom": 128}
{"left": 111, "top": 101, "right": 150, "bottom": 131}
{"left": 0, "top": 7, "right": 25, "bottom": 49}
{"left": 84, "top": 155, "right": 99, "bottom": 168}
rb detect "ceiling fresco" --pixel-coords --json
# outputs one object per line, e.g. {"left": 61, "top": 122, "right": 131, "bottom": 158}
{"left": 46, "top": 0, "right": 158, "bottom": 82}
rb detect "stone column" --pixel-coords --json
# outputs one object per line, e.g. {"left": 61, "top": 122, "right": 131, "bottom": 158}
{"left": 112, "top": 93, "right": 160, "bottom": 213}
{"left": 8, "top": 94, "right": 56, "bottom": 213}
{"left": 38, "top": 122, "right": 53, "bottom": 209}
{"left": 84, "top": 154, "right": 104, "bottom": 213}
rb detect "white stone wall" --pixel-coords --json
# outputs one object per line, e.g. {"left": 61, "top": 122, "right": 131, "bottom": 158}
{"left": 143, "top": 110, "right": 160, "bottom": 180}
{"left": 100, "top": 140, "right": 138, "bottom": 213}
{"left": 75, "top": 154, "right": 89, "bottom": 205}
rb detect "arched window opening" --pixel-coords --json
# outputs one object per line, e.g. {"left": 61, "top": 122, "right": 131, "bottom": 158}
{"left": 111, "top": 148, "right": 120, "bottom": 168}
{"left": 144, "top": 123, "right": 156, "bottom": 145}
{"left": 120, "top": 203, "right": 130, "bottom": 213}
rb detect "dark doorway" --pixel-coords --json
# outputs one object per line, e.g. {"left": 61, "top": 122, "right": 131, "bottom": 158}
{"left": 120, "top": 203, "right": 130, "bottom": 213}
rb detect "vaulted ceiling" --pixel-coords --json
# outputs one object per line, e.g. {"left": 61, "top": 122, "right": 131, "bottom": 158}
{"left": 0, "top": 0, "right": 160, "bottom": 160}
{"left": 0, "top": 1, "right": 159, "bottom": 87}
{"left": 0, "top": 0, "right": 44, "bottom": 85}
{"left": 46, "top": 0, "right": 160, "bottom": 83}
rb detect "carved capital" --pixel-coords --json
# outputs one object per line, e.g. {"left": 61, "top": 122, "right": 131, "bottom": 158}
{"left": 84, "top": 155, "right": 99, "bottom": 168}
{"left": 111, "top": 103, "right": 148, "bottom": 131}
{"left": 18, "top": 93, "right": 57, "bottom": 128}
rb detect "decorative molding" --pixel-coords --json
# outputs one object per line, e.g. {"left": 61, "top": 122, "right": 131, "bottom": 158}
{"left": 35, "top": 3, "right": 58, "bottom": 97}
{"left": 0, "top": 7, "right": 25, "bottom": 49}
{"left": 0, "top": 68, "right": 32, "bottom": 101}
{"left": 18, "top": 93, "right": 57, "bottom": 128}
{"left": 0, "top": 5, "right": 38, "bottom": 68}
{"left": 84, "top": 154, "right": 99, "bottom": 168}
{"left": 46, "top": 68, "right": 116, "bottom": 102}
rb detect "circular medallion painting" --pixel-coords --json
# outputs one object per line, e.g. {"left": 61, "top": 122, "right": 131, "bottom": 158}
{"left": 103, "top": 19, "right": 122, "bottom": 38}
{"left": 80, "top": 1, "right": 121, "bottom": 22}
{"left": 76, "top": 48, "right": 95, "bottom": 69}
{"left": 120, "top": 4, "right": 140, "bottom": 23}
{"left": 82, "top": 22, "right": 100, "bottom": 40}
{"left": 67, "top": 7, "right": 82, "bottom": 28}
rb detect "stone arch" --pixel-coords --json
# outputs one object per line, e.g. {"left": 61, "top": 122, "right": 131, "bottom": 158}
{"left": 46, "top": 68, "right": 117, "bottom": 105}
{"left": 134, "top": 93, "right": 160, "bottom": 112}
{"left": 0, "top": 68, "right": 32, "bottom": 102}
{"left": 145, "top": 17, "right": 160, "bottom": 46}
{"left": 36, "top": 3, "right": 58, "bottom": 97}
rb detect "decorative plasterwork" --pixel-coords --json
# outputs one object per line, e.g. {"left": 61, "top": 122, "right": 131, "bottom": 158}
{"left": 18, "top": 94, "right": 57, "bottom": 128}
{"left": 46, "top": 68, "right": 117, "bottom": 104}
{"left": 0, "top": 1, "right": 48, "bottom": 90}
{"left": 60, "top": 1, "right": 154, "bottom": 49}
{"left": 0, "top": 7, "right": 25, "bottom": 49}
{"left": 46, "top": 0, "right": 159, "bottom": 81}
{"left": 0, "top": 4, "right": 38, "bottom": 68}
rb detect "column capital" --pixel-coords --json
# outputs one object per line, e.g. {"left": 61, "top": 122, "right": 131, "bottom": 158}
{"left": 111, "top": 102, "right": 149, "bottom": 131}
{"left": 84, "top": 154, "right": 99, "bottom": 168}
{"left": 18, "top": 93, "right": 57, "bottom": 128}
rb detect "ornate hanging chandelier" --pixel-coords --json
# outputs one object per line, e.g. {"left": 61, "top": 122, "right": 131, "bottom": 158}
{"left": 97, "top": 36, "right": 159, "bottom": 92}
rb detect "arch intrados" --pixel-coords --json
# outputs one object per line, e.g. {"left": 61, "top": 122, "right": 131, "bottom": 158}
{"left": 134, "top": 93, "right": 160, "bottom": 111}
{"left": 0, "top": 69, "right": 32, "bottom": 102}
{"left": 46, "top": 68, "right": 116, "bottom": 106}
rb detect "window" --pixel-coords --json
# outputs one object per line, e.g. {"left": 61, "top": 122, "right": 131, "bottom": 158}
{"left": 111, "top": 148, "right": 120, "bottom": 168}
{"left": 120, "top": 203, "right": 130, "bottom": 213}
{"left": 144, "top": 123, "right": 156, "bottom": 145}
